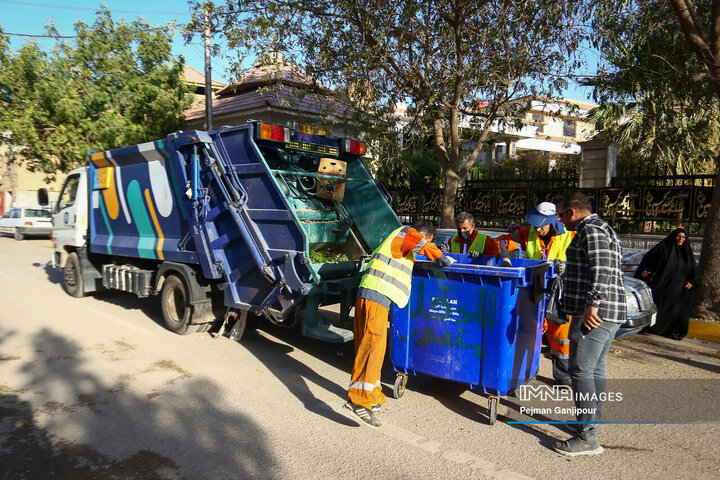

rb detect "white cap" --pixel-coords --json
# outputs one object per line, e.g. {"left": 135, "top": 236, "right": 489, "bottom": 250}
{"left": 536, "top": 202, "right": 557, "bottom": 216}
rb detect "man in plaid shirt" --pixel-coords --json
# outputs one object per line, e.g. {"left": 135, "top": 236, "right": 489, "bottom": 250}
{"left": 553, "top": 192, "right": 626, "bottom": 457}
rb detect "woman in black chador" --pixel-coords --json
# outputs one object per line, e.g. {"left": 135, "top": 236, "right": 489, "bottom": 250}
{"left": 635, "top": 228, "right": 697, "bottom": 340}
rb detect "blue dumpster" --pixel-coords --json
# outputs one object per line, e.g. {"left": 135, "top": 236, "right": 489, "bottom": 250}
{"left": 390, "top": 253, "right": 553, "bottom": 424}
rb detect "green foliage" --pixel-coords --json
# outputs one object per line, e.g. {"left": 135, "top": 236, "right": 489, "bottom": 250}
{"left": 308, "top": 250, "right": 349, "bottom": 263}
{"left": 197, "top": 0, "right": 588, "bottom": 225}
{"left": 587, "top": 0, "right": 720, "bottom": 175}
{"left": 374, "top": 153, "right": 441, "bottom": 191}
{"left": 0, "top": 9, "right": 192, "bottom": 176}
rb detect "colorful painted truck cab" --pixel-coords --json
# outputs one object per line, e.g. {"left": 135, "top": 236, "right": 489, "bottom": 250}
{"left": 41, "top": 122, "right": 401, "bottom": 342}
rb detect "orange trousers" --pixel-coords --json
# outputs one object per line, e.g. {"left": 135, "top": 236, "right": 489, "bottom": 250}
{"left": 348, "top": 297, "right": 388, "bottom": 409}
{"left": 545, "top": 318, "right": 571, "bottom": 359}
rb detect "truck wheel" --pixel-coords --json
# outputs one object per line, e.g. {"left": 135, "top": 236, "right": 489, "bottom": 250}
{"left": 14, "top": 229, "right": 24, "bottom": 241}
{"left": 161, "top": 275, "right": 195, "bottom": 335}
{"left": 64, "top": 252, "right": 85, "bottom": 298}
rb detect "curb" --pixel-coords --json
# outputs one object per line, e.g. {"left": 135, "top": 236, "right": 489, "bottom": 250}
{"left": 688, "top": 320, "right": 720, "bottom": 343}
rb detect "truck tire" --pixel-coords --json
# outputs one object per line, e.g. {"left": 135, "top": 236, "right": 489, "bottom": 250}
{"left": 13, "top": 228, "right": 24, "bottom": 241}
{"left": 64, "top": 252, "right": 85, "bottom": 298}
{"left": 161, "top": 275, "right": 196, "bottom": 335}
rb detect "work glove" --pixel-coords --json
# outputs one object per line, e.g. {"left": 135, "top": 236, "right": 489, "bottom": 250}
{"left": 500, "top": 257, "right": 513, "bottom": 268}
{"left": 436, "top": 255, "right": 457, "bottom": 268}
{"left": 553, "top": 259, "right": 566, "bottom": 277}
{"left": 439, "top": 243, "right": 450, "bottom": 253}
{"left": 470, "top": 251, "right": 482, "bottom": 259}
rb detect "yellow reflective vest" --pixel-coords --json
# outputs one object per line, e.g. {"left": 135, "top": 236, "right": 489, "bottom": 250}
{"left": 358, "top": 226, "right": 416, "bottom": 308}
{"left": 449, "top": 232, "right": 487, "bottom": 254}
{"left": 525, "top": 227, "right": 574, "bottom": 261}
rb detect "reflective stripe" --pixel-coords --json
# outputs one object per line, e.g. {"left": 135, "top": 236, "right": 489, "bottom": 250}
{"left": 371, "top": 253, "right": 413, "bottom": 275}
{"left": 413, "top": 238, "right": 427, "bottom": 253}
{"left": 364, "top": 268, "right": 411, "bottom": 296}
{"left": 552, "top": 337, "right": 570, "bottom": 344}
{"left": 552, "top": 351, "right": 570, "bottom": 359}
{"left": 358, "top": 226, "right": 414, "bottom": 308}
{"left": 365, "top": 258, "right": 413, "bottom": 282}
{"left": 395, "top": 226, "right": 410, "bottom": 238}
{"left": 349, "top": 380, "right": 381, "bottom": 392}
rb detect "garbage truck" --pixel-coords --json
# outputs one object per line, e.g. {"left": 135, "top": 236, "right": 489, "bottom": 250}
{"left": 39, "top": 122, "right": 401, "bottom": 343}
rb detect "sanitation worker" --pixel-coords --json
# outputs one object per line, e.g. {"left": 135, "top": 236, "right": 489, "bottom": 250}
{"left": 441, "top": 211, "right": 500, "bottom": 257}
{"left": 496, "top": 201, "right": 576, "bottom": 385}
{"left": 344, "top": 220, "right": 456, "bottom": 427}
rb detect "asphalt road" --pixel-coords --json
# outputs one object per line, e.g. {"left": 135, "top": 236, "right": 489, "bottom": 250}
{"left": 1, "top": 236, "right": 719, "bottom": 479}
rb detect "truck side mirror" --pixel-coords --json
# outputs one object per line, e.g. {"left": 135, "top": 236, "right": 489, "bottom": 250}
{"left": 38, "top": 188, "right": 49, "bottom": 207}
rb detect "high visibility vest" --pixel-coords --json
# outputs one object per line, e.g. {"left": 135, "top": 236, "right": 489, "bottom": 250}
{"left": 525, "top": 227, "right": 574, "bottom": 261}
{"left": 358, "top": 226, "right": 416, "bottom": 308}
{"left": 449, "top": 231, "right": 487, "bottom": 254}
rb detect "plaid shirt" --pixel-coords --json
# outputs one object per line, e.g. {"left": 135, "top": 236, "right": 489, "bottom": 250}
{"left": 563, "top": 214, "right": 627, "bottom": 323}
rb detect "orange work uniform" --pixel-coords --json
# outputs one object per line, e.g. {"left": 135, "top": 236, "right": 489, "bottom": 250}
{"left": 348, "top": 227, "right": 443, "bottom": 409}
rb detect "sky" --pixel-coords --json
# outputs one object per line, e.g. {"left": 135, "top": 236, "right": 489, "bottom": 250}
{"left": 0, "top": 0, "right": 597, "bottom": 102}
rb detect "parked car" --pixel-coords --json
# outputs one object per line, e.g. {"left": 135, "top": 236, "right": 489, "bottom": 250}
{"left": 0, "top": 207, "right": 53, "bottom": 240}
{"left": 616, "top": 275, "right": 657, "bottom": 339}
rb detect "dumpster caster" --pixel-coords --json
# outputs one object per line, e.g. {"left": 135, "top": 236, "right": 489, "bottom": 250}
{"left": 488, "top": 396, "right": 499, "bottom": 425}
{"left": 393, "top": 374, "right": 408, "bottom": 399}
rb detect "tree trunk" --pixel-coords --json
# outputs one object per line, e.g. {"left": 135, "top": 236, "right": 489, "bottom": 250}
{"left": 440, "top": 169, "right": 461, "bottom": 228}
{"left": 692, "top": 162, "right": 720, "bottom": 321}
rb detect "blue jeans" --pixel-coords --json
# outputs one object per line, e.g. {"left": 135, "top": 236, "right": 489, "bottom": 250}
{"left": 569, "top": 318, "right": 620, "bottom": 441}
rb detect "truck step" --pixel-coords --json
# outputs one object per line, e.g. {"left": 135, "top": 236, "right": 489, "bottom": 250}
{"left": 102, "top": 264, "right": 154, "bottom": 298}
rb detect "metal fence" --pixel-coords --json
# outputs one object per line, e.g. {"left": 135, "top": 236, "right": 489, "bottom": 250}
{"left": 391, "top": 173, "right": 715, "bottom": 236}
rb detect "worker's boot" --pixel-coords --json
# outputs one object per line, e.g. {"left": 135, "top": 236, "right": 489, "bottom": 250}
{"left": 343, "top": 402, "right": 381, "bottom": 428}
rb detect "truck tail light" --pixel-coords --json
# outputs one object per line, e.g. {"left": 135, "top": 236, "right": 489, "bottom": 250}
{"left": 24, "top": 221, "right": 33, "bottom": 226}
{"left": 258, "top": 123, "right": 290, "bottom": 142}
{"left": 344, "top": 139, "right": 367, "bottom": 155}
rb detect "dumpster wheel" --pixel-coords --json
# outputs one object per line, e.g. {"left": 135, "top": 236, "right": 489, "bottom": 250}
{"left": 488, "top": 396, "right": 499, "bottom": 425}
{"left": 393, "top": 374, "right": 408, "bottom": 399}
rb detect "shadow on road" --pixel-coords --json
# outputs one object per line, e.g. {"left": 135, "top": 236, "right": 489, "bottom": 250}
{"left": 0, "top": 326, "right": 280, "bottom": 479}
{"left": 240, "top": 327, "right": 359, "bottom": 427}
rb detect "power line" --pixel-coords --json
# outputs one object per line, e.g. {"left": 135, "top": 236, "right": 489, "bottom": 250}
{"left": 3, "top": 31, "right": 76, "bottom": 39}
{"left": 0, "top": 0, "right": 192, "bottom": 15}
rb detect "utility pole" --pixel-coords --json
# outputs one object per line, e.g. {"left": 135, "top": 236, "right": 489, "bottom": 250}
{"left": 204, "top": 2, "right": 213, "bottom": 131}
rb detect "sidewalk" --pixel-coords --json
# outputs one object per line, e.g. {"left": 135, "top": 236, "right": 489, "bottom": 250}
{"left": 625, "top": 329, "right": 720, "bottom": 354}
{"left": 688, "top": 320, "right": 720, "bottom": 343}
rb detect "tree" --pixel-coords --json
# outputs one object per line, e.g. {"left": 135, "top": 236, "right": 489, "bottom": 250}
{"left": 0, "top": 9, "right": 192, "bottom": 177}
{"left": 196, "top": 0, "right": 587, "bottom": 227}
{"left": 590, "top": 0, "right": 720, "bottom": 319}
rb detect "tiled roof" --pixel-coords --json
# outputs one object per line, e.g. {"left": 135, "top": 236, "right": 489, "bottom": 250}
{"left": 215, "top": 63, "right": 327, "bottom": 96}
{"left": 184, "top": 84, "right": 350, "bottom": 121}
{"left": 183, "top": 65, "right": 226, "bottom": 90}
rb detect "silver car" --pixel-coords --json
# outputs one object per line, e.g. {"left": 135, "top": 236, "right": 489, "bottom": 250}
{"left": 0, "top": 207, "right": 53, "bottom": 240}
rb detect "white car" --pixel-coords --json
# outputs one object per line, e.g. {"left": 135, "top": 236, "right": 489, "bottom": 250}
{"left": 0, "top": 207, "right": 53, "bottom": 240}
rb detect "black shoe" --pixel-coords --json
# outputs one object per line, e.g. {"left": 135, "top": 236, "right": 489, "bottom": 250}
{"left": 343, "top": 402, "right": 381, "bottom": 428}
{"left": 553, "top": 436, "right": 604, "bottom": 456}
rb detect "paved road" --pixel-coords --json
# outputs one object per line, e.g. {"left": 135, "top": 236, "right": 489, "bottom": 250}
{"left": 1, "top": 237, "right": 719, "bottom": 479}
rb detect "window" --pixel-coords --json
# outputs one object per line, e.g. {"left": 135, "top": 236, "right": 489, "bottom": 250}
{"left": 531, "top": 113, "right": 544, "bottom": 133}
{"left": 4, "top": 209, "right": 20, "bottom": 219}
{"left": 58, "top": 174, "right": 80, "bottom": 210}
{"left": 26, "top": 209, "right": 51, "bottom": 218}
{"left": 563, "top": 120, "right": 576, "bottom": 137}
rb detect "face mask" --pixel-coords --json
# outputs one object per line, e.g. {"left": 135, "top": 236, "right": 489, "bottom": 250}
{"left": 459, "top": 230, "right": 472, "bottom": 240}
